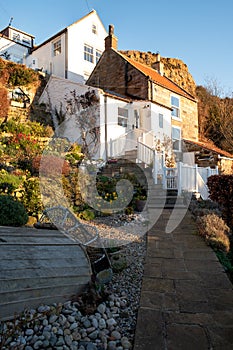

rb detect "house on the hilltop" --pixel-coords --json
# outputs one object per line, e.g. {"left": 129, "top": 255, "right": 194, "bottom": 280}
{"left": 0, "top": 25, "right": 34, "bottom": 63}
{"left": 87, "top": 25, "right": 199, "bottom": 158}
{"left": 26, "top": 10, "right": 107, "bottom": 84}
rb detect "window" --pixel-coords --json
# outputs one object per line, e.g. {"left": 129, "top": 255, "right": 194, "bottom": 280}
{"left": 118, "top": 107, "right": 128, "bottom": 127}
{"left": 12, "top": 33, "right": 20, "bottom": 42}
{"left": 84, "top": 44, "right": 94, "bottom": 63}
{"left": 53, "top": 39, "right": 61, "bottom": 56}
{"left": 171, "top": 95, "right": 180, "bottom": 119}
{"left": 159, "top": 113, "right": 163, "bottom": 128}
{"left": 96, "top": 49, "right": 102, "bottom": 63}
{"left": 92, "top": 24, "right": 97, "bottom": 34}
{"left": 22, "top": 36, "right": 30, "bottom": 46}
{"left": 172, "top": 127, "right": 181, "bottom": 151}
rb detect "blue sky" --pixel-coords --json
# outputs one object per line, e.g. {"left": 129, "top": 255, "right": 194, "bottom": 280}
{"left": 0, "top": 0, "right": 232, "bottom": 96}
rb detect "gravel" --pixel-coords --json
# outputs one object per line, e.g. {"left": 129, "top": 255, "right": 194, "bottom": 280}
{"left": 0, "top": 214, "right": 146, "bottom": 350}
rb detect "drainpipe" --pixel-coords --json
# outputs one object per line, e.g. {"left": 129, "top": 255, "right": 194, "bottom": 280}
{"left": 104, "top": 95, "right": 108, "bottom": 161}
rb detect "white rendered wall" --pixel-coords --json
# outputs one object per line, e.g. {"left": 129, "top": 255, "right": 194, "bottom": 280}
{"left": 67, "top": 11, "right": 107, "bottom": 83}
{"left": 27, "top": 32, "right": 66, "bottom": 77}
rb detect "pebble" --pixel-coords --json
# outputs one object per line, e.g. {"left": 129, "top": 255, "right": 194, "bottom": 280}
{"left": 0, "top": 225, "right": 145, "bottom": 350}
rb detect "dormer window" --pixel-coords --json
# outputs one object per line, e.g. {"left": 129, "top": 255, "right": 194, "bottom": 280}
{"left": 92, "top": 24, "right": 97, "bottom": 34}
{"left": 171, "top": 95, "right": 180, "bottom": 119}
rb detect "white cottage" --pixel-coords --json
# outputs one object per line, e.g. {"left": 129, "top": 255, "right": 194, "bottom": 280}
{"left": 39, "top": 75, "right": 172, "bottom": 160}
{"left": 26, "top": 10, "right": 107, "bottom": 84}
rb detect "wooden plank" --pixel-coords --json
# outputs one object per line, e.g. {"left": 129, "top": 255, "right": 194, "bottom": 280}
{"left": 0, "top": 273, "right": 89, "bottom": 296}
{"left": 0, "top": 226, "right": 93, "bottom": 321}
{"left": 0, "top": 284, "right": 88, "bottom": 321}
{"left": 0, "top": 246, "right": 88, "bottom": 260}
{"left": 0, "top": 266, "right": 91, "bottom": 279}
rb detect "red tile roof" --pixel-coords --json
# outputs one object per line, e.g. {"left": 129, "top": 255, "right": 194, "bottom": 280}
{"left": 120, "top": 53, "right": 196, "bottom": 101}
{"left": 184, "top": 139, "right": 233, "bottom": 159}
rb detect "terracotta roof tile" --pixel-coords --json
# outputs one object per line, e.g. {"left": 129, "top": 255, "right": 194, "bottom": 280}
{"left": 184, "top": 139, "right": 233, "bottom": 159}
{"left": 120, "top": 53, "right": 196, "bottom": 101}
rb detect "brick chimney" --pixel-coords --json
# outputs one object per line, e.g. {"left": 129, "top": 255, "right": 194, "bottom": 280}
{"left": 105, "top": 24, "right": 118, "bottom": 50}
{"left": 152, "top": 53, "right": 164, "bottom": 76}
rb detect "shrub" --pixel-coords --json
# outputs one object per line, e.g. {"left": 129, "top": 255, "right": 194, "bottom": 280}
{"left": 0, "top": 170, "right": 22, "bottom": 194}
{"left": 207, "top": 175, "right": 233, "bottom": 228}
{"left": 78, "top": 209, "right": 96, "bottom": 221}
{"left": 0, "top": 195, "right": 28, "bottom": 226}
{"left": 196, "top": 213, "right": 231, "bottom": 252}
{"left": 20, "top": 177, "right": 43, "bottom": 218}
{"left": 0, "top": 86, "right": 9, "bottom": 119}
{"left": 6, "top": 62, "right": 39, "bottom": 86}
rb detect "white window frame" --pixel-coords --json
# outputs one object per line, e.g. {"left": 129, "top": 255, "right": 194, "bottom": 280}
{"left": 171, "top": 95, "right": 180, "bottom": 119}
{"left": 53, "top": 39, "right": 61, "bottom": 56}
{"left": 12, "top": 33, "right": 20, "bottom": 42}
{"left": 92, "top": 24, "right": 97, "bottom": 34}
{"left": 118, "top": 107, "right": 128, "bottom": 127}
{"left": 172, "top": 126, "right": 181, "bottom": 151}
{"left": 159, "top": 113, "right": 163, "bottom": 128}
{"left": 96, "top": 49, "right": 102, "bottom": 64}
{"left": 84, "top": 44, "right": 94, "bottom": 63}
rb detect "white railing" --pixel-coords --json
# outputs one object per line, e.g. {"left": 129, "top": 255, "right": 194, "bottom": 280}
{"left": 137, "top": 141, "right": 154, "bottom": 165}
{"left": 198, "top": 166, "right": 218, "bottom": 184}
{"left": 197, "top": 172, "right": 210, "bottom": 200}
{"left": 162, "top": 163, "right": 218, "bottom": 199}
{"left": 163, "top": 167, "right": 178, "bottom": 190}
{"left": 108, "top": 131, "right": 134, "bottom": 158}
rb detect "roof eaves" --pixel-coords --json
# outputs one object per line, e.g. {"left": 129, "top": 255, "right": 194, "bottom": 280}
{"left": 120, "top": 52, "right": 196, "bottom": 102}
{"left": 183, "top": 138, "right": 233, "bottom": 159}
{"left": 32, "top": 28, "right": 67, "bottom": 51}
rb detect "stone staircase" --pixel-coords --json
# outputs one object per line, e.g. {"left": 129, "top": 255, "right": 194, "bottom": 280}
{"left": 100, "top": 152, "right": 185, "bottom": 209}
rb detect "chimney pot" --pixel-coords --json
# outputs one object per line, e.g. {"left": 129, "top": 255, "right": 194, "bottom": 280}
{"left": 105, "top": 24, "right": 118, "bottom": 50}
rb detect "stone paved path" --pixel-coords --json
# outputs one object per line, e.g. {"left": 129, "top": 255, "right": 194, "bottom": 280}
{"left": 133, "top": 209, "right": 233, "bottom": 350}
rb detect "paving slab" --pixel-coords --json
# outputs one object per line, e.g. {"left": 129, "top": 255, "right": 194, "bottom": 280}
{"left": 133, "top": 209, "right": 233, "bottom": 350}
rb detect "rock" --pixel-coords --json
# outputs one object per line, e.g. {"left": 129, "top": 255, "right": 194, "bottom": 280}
{"left": 25, "top": 329, "right": 34, "bottom": 336}
{"left": 92, "top": 317, "right": 99, "bottom": 328}
{"left": 68, "top": 315, "right": 75, "bottom": 323}
{"left": 97, "top": 303, "right": 106, "bottom": 314}
{"left": 49, "top": 314, "right": 58, "bottom": 324}
{"left": 65, "top": 334, "right": 73, "bottom": 346}
{"left": 111, "top": 330, "right": 121, "bottom": 340}
{"left": 121, "top": 337, "right": 132, "bottom": 349}
{"left": 89, "top": 330, "right": 99, "bottom": 340}
{"left": 33, "top": 340, "right": 43, "bottom": 349}
{"left": 98, "top": 318, "right": 106, "bottom": 329}
{"left": 106, "top": 318, "right": 117, "bottom": 327}
{"left": 87, "top": 343, "right": 98, "bottom": 350}
{"left": 108, "top": 340, "right": 117, "bottom": 350}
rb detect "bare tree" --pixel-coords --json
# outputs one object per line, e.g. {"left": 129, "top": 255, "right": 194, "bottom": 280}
{"left": 64, "top": 89, "right": 100, "bottom": 159}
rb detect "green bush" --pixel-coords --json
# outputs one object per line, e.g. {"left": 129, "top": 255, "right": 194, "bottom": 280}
{"left": 20, "top": 177, "right": 43, "bottom": 218}
{"left": 78, "top": 209, "right": 96, "bottom": 221}
{"left": 0, "top": 170, "right": 22, "bottom": 194}
{"left": 0, "top": 195, "right": 28, "bottom": 226}
{"left": 6, "top": 62, "right": 39, "bottom": 86}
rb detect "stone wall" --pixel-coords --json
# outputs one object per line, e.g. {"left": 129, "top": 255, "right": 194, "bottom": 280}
{"left": 88, "top": 49, "right": 148, "bottom": 99}
{"left": 88, "top": 49, "right": 198, "bottom": 141}
{"left": 152, "top": 82, "right": 198, "bottom": 141}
